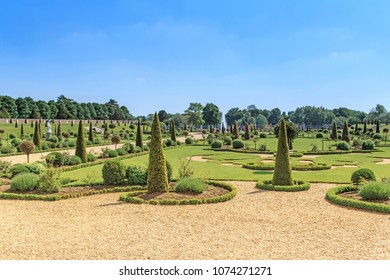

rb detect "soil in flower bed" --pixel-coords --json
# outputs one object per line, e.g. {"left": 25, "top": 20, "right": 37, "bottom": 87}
{"left": 138, "top": 185, "right": 229, "bottom": 201}
{"left": 339, "top": 191, "right": 390, "bottom": 205}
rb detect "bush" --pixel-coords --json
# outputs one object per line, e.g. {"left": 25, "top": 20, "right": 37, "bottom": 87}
{"left": 108, "top": 149, "right": 118, "bottom": 157}
{"left": 126, "top": 165, "right": 148, "bottom": 185}
{"left": 166, "top": 160, "right": 173, "bottom": 182}
{"left": 362, "top": 140, "right": 375, "bottom": 150}
{"left": 185, "top": 137, "right": 193, "bottom": 144}
{"left": 45, "top": 152, "right": 64, "bottom": 167}
{"left": 64, "top": 155, "right": 82, "bottom": 166}
{"left": 175, "top": 178, "right": 206, "bottom": 193}
{"left": 134, "top": 146, "right": 142, "bottom": 153}
{"left": 11, "top": 138, "right": 22, "bottom": 148}
{"left": 211, "top": 140, "right": 223, "bottom": 149}
{"left": 102, "top": 160, "right": 125, "bottom": 185}
{"left": 165, "top": 139, "right": 176, "bottom": 147}
{"left": 232, "top": 139, "right": 245, "bottom": 149}
{"left": 373, "top": 133, "right": 382, "bottom": 140}
{"left": 1, "top": 146, "right": 15, "bottom": 154}
{"left": 68, "top": 140, "right": 76, "bottom": 147}
{"left": 9, "top": 134, "right": 16, "bottom": 139}
{"left": 259, "top": 132, "right": 267, "bottom": 138}
{"left": 94, "top": 138, "right": 103, "bottom": 145}
{"left": 359, "top": 182, "right": 390, "bottom": 200}
{"left": 0, "top": 159, "right": 11, "bottom": 177}
{"left": 11, "top": 173, "right": 39, "bottom": 191}
{"left": 336, "top": 141, "right": 350, "bottom": 150}
{"left": 116, "top": 148, "right": 126, "bottom": 156}
{"left": 351, "top": 168, "right": 376, "bottom": 185}
{"left": 86, "top": 140, "right": 93, "bottom": 146}
{"left": 122, "top": 143, "right": 135, "bottom": 153}
{"left": 48, "top": 136, "right": 58, "bottom": 143}
{"left": 41, "top": 142, "right": 49, "bottom": 150}
{"left": 224, "top": 136, "right": 232, "bottom": 145}
{"left": 38, "top": 168, "right": 62, "bottom": 193}
{"left": 25, "top": 162, "right": 47, "bottom": 175}
{"left": 87, "top": 153, "right": 96, "bottom": 162}
{"left": 316, "top": 133, "right": 324, "bottom": 138}
{"left": 9, "top": 164, "right": 30, "bottom": 177}
{"left": 100, "top": 148, "right": 111, "bottom": 158}
{"left": 178, "top": 159, "right": 194, "bottom": 179}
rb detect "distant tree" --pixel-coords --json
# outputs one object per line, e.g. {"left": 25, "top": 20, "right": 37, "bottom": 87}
{"left": 383, "top": 128, "right": 389, "bottom": 145}
{"left": 331, "top": 121, "right": 338, "bottom": 140}
{"left": 158, "top": 110, "right": 169, "bottom": 122}
{"left": 88, "top": 122, "right": 94, "bottom": 143}
{"left": 111, "top": 135, "right": 121, "bottom": 150}
{"left": 244, "top": 123, "right": 250, "bottom": 140}
{"left": 20, "top": 124, "right": 24, "bottom": 138}
{"left": 185, "top": 103, "right": 204, "bottom": 128}
{"left": 75, "top": 120, "right": 87, "bottom": 163}
{"left": 33, "top": 121, "right": 41, "bottom": 150}
{"left": 19, "top": 141, "right": 35, "bottom": 163}
{"left": 274, "top": 121, "right": 299, "bottom": 150}
{"left": 363, "top": 120, "right": 367, "bottom": 134}
{"left": 202, "top": 103, "right": 222, "bottom": 126}
{"left": 376, "top": 119, "right": 380, "bottom": 133}
{"left": 56, "top": 122, "right": 62, "bottom": 141}
{"left": 233, "top": 121, "right": 239, "bottom": 139}
{"left": 267, "top": 108, "right": 282, "bottom": 125}
{"left": 342, "top": 121, "right": 350, "bottom": 143}
{"left": 170, "top": 121, "right": 176, "bottom": 142}
{"left": 136, "top": 119, "right": 143, "bottom": 151}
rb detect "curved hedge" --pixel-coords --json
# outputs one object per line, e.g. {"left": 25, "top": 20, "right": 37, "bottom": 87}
{"left": 120, "top": 181, "right": 237, "bottom": 205}
{"left": 326, "top": 186, "right": 390, "bottom": 213}
{"left": 242, "top": 162, "right": 331, "bottom": 171}
{"left": 256, "top": 180, "right": 310, "bottom": 192}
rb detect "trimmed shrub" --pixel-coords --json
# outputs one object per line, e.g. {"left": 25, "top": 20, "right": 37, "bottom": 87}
{"left": 316, "top": 132, "right": 324, "bottom": 138}
{"left": 143, "top": 145, "right": 150, "bottom": 151}
{"left": 259, "top": 132, "right": 267, "bottom": 138}
{"left": 11, "top": 172, "right": 39, "bottom": 191}
{"left": 336, "top": 141, "right": 350, "bottom": 150}
{"left": 116, "top": 148, "right": 126, "bottom": 156}
{"left": 75, "top": 120, "right": 87, "bottom": 163}
{"left": 351, "top": 168, "right": 376, "bottom": 185}
{"left": 11, "top": 138, "right": 22, "bottom": 148}
{"left": 108, "top": 149, "right": 118, "bottom": 157}
{"left": 45, "top": 152, "right": 64, "bottom": 167}
{"left": 9, "top": 133, "right": 16, "bottom": 139}
{"left": 232, "top": 139, "right": 245, "bottom": 149}
{"left": 9, "top": 164, "right": 30, "bottom": 177}
{"left": 64, "top": 155, "right": 82, "bottom": 166}
{"left": 38, "top": 168, "right": 62, "bottom": 193}
{"left": 257, "top": 180, "right": 310, "bottom": 192}
{"left": 122, "top": 143, "right": 135, "bottom": 153}
{"left": 1, "top": 146, "right": 14, "bottom": 154}
{"left": 359, "top": 182, "right": 390, "bottom": 200}
{"left": 102, "top": 160, "right": 125, "bottom": 185}
{"left": 68, "top": 140, "right": 76, "bottom": 147}
{"left": 87, "top": 153, "right": 96, "bottom": 162}
{"left": 211, "top": 140, "right": 223, "bottom": 149}
{"left": 25, "top": 162, "right": 47, "bottom": 175}
{"left": 126, "top": 165, "right": 148, "bottom": 185}
{"left": 224, "top": 136, "right": 232, "bottom": 145}
{"left": 135, "top": 119, "right": 144, "bottom": 151}
{"left": 134, "top": 146, "right": 142, "bottom": 153}
{"left": 175, "top": 178, "right": 206, "bottom": 193}
{"left": 41, "top": 142, "right": 49, "bottom": 150}
{"left": 48, "top": 136, "right": 58, "bottom": 143}
{"left": 373, "top": 133, "right": 381, "bottom": 140}
{"left": 185, "top": 137, "right": 193, "bottom": 144}
{"left": 362, "top": 140, "right": 375, "bottom": 150}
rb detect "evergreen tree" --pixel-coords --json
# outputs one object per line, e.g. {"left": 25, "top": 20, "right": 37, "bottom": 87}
{"left": 15, "top": 120, "right": 18, "bottom": 128}
{"left": 376, "top": 120, "right": 380, "bottom": 133}
{"left": 88, "top": 122, "right": 94, "bottom": 143}
{"left": 20, "top": 124, "right": 24, "bottom": 138}
{"left": 136, "top": 119, "right": 143, "bottom": 151}
{"left": 244, "top": 123, "right": 250, "bottom": 140}
{"left": 355, "top": 122, "right": 358, "bottom": 133}
{"left": 75, "top": 120, "right": 87, "bottom": 163}
{"left": 184, "top": 123, "right": 187, "bottom": 131}
{"left": 57, "top": 122, "right": 62, "bottom": 141}
{"left": 147, "top": 113, "right": 169, "bottom": 193}
{"left": 33, "top": 121, "right": 41, "bottom": 150}
{"left": 233, "top": 121, "right": 239, "bottom": 139}
{"left": 363, "top": 120, "right": 367, "bottom": 134}
{"left": 272, "top": 119, "right": 293, "bottom": 186}
{"left": 342, "top": 121, "right": 350, "bottom": 142}
{"left": 222, "top": 123, "right": 225, "bottom": 134}
{"left": 331, "top": 121, "right": 337, "bottom": 140}
{"left": 170, "top": 121, "right": 176, "bottom": 142}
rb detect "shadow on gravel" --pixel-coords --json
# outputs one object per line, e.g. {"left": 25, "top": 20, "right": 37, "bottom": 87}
{"left": 97, "top": 202, "right": 124, "bottom": 207}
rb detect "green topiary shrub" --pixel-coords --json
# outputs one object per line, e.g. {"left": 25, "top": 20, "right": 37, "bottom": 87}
{"left": 359, "top": 182, "right": 390, "bottom": 200}
{"left": 143, "top": 145, "right": 150, "bottom": 151}
{"left": 41, "top": 142, "right": 49, "bottom": 150}
{"left": 336, "top": 141, "right": 350, "bottom": 150}
{"left": 122, "top": 143, "right": 135, "bottom": 153}
{"left": 68, "top": 140, "right": 76, "bottom": 147}
{"left": 175, "top": 178, "right": 206, "bottom": 193}
{"left": 48, "top": 136, "right": 58, "bottom": 143}
{"left": 102, "top": 160, "right": 125, "bottom": 185}
{"left": 87, "top": 153, "right": 96, "bottom": 162}
{"left": 135, "top": 119, "right": 144, "bottom": 151}
{"left": 38, "top": 168, "right": 62, "bottom": 193}
{"left": 224, "top": 136, "right": 232, "bottom": 145}
{"left": 75, "top": 120, "right": 87, "bottom": 163}
{"left": 232, "top": 139, "right": 245, "bottom": 149}
{"left": 116, "top": 148, "right": 126, "bottom": 156}
{"left": 126, "top": 165, "right": 148, "bottom": 185}
{"left": 25, "top": 162, "right": 47, "bottom": 175}
{"left": 185, "top": 137, "right": 193, "bottom": 144}
{"left": 134, "top": 146, "right": 142, "bottom": 153}
{"left": 1, "top": 146, "right": 15, "bottom": 154}
{"left": 259, "top": 132, "right": 267, "bottom": 138}
{"left": 211, "top": 140, "right": 223, "bottom": 149}
{"left": 11, "top": 138, "right": 22, "bottom": 148}
{"left": 108, "top": 149, "right": 118, "bottom": 157}
{"left": 372, "top": 133, "right": 381, "bottom": 140}
{"left": 11, "top": 172, "right": 39, "bottom": 191}
{"left": 9, "top": 164, "right": 30, "bottom": 177}
{"left": 316, "top": 132, "right": 324, "bottom": 138}
{"left": 362, "top": 140, "right": 375, "bottom": 150}
{"left": 64, "top": 155, "right": 82, "bottom": 166}
{"left": 351, "top": 168, "right": 376, "bottom": 185}
{"left": 45, "top": 152, "right": 64, "bottom": 167}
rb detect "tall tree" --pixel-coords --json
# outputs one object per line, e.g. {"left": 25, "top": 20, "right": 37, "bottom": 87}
{"left": 88, "top": 122, "right": 94, "bottom": 143}
{"left": 75, "top": 120, "right": 87, "bottom": 163}
{"left": 342, "top": 121, "right": 350, "bottom": 142}
{"left": 331, "top": 121, "right": 338, "bottom": 140}
{"left": 157, "top": 110, "right": 169, "bottom": 122}
{"left": 202, "top": 103, "right": 222, "bottom": 126}
{"left": 170, "top": 121, "right": 176, "bottom": 142}
{"left": 33, "top": 121, "right": 41, "bottom": 150}
{"left": 185, "top": 103, "right": 204, "bottom": 128}
{"left": 136, "top": 119, "right": 143, "bottom": 151}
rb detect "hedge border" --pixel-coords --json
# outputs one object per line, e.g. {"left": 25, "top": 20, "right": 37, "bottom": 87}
{"left": 243, "top": 162, "right": 331, "bottom": 171}
{"left": 256, "top": 180, "right": 310, "bottom": 192}
{"left": 325, "top": 186, "right": 390, "bottom": 213}
{"left": 119, "top": 181, "right": 237, "bottom": 205}
{"left": 0, "top": 185, "right": 145, "bottom": 201}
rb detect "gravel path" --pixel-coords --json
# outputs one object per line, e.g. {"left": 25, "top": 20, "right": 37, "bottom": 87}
{"left": 0, "top": 182, "right": 388, "bottom": 260}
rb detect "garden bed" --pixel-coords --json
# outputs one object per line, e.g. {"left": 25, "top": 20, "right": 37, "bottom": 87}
{"left": 243, "top": 162, "right": 331, "bottom": 171}
{"left": 256, "top": 180, "right": 310, "bottom": 192}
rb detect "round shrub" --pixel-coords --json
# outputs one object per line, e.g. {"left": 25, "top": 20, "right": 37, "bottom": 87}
{"left": 351, "top": 168, "right": 376, "bottom": 185}
{"left": 359, "top": 182, "right": 390, "bottom": 200}
{"left": 94, "top": 138, "right": 103, "bottom": 145}
{"left": 211, "top": 140, "right": 223, "bottom": 149}
{"left": 87, "top": 153, "right": 96, "bottom": 162}
{"left": 41, "top": 142, "right": 49, "bottom": 150}
{"left": 86, "top": 140, "right": 93, "bottom": 146}
{"left": 259, "top": 132, "right": 268, "bottom": 138}
{"left": 116, "top": 148, "right": 126, "bottom": 156}
{"left": 129, "top": 124, "right": 136, "bottom": 129}
{"left": 126, "top": 165, "right": 148, "bottom": 185}
{"left": 25, "top": 162, "right": 47, "bottom": 175}
{"left": 11, "top": 138, "right": 22, "bottom": 148}
{"left": 48, "top": 136, "right": 58, "bottom": 143}
{"left": 232, "top": 139, "right": 245, "bottom": 149}
{"left": 11, "top": 172, "right": 39, "bottom": 191}
{"left": 9, "top": 164, "right": 30, "bottom": 177}
{"left": 185, "top": 137, "right": 193, "bottom": 144}
{"left": 68, "top": 140, "right": 76, "bottom": 147}
{"left": 9, "top": 134, "right": 16, "bottom": 139}
{"left": 108, "top": 149, "right": 118, "bottom": 158}
{"left": 122, "top": 143, "right": 135, "bottom": 154}
{"left": 45, "top": 152, "right": 64, "bottom": 167}
{"left": 102, "top": 160, "right": 125, "bottom": 185}
{"left": 49, "top": 142, "right": 57, "bottom": 149}
{"left": 38, "top": 168, "right": 62, "bottom": 193}
{"left": 316, "top": 133, "right": 324, "bottom": 138}
{"left": 336, "top": 141, "right": 350, "bottom": 150}
{"left": 64, "top": 155, "right": 82, "bottom": 166}
{"left": 373, "top": 133, "right": 382, "bottom": 140}
{"left": 62, "top": 141, "right": 69, "bottom": 148}
{"left": 56, "top": 142, "right": 63, "bottom": 148}
{"left": 175, "top": 178, "right": 206, "bottom": 193}
{"left": 143, "top": 145, "right": 150, "bottom": 151}
{"left": 362, "top": 140, "right": 375, "bottom": 150}
{"left": 224, "top": 136, "right": 232, "bottom": 145}
{"left": 1, "top": 146, "right": 14, "bottom": 154}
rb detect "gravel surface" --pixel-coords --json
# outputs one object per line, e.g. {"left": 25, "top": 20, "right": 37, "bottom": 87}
{"left": 0, "top": 182, "right": 388, "bottom": 260}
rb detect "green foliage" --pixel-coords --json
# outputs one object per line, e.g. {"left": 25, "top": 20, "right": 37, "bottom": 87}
{"left": 75, "top": 120, "right": 87, "bottom": 163}
{"left": 351, "top": 168, "right": 376, "bottom": 185}
{"left": 0, "top": 145, "right": 14, "bottom": 154}
{"left": 87, "top": 153, "right": 96, "bottom": 162}
{"left": 359, "top": 182, "right": 390, "bottom": 200}
{"left": 0, "top": 159, "right": 11, "bottom": 177}
{"left": 178, "top": 158, "right": 194, "bottom": 179}
{"left": 147, "top": 112, "right": 169, "bottom": 193}
{"left": 33, "top": 121, "right": 41, "bottom": 150}
{"left": 211, "top": 140, "right": 223, "bottom": 149}
{"left": 11, "top": 138, "right": 22, "bottom": 147}
{"left": 9, "top": 164, "right": 30, "bottom": 177}
{"left": 336, "top": 141, "right": 350, "bottom": 150}
{"left": 272, "top": 119, "right": 293, "bottom": 186}
{"left": 257, "top": 180, "right": 310, "bottom": 192}
{"left": 45, "top": 152, "right": 64, "bottom": 167}
{"left": 136, "top": 119, "right": 144, "bottom": 151}
{"left": 122, "top": 143, "right": 135, "bottom": 153}
{"left": 316, "top": 132, "right": 324, "bottom": 138}
{"left": 342, "top": 121, "right": 350, "bottom": 142}
{"left": 38, "top": 168, "right": 62, "bottom": 193}
{"left": 259, "top": 132, "right": 268, "bottom": 138}
{"left": 175, "top": 178, "right": 206, "bottom": 193}
{"left": 373, "top": 133, "right": 381, "bottom": 140}
{"left": 185, "top": 137, "right": 193, "bottom": 144}
{"left": 102, "top": 160, "right": 125, "bottom": 185}
{"left": 25, "top": 162, "right": 47, "bottom": 175}
{"left": 362, "top": 140, "right": 375, "bottom": 150}
{"left": 331, "top": 121, "right": 337, "bottom": 140}
{"left": 88, "top": 122, "right": 94, "bottom": 143}
{"left": 108, "top": 149, "right": 118, "bottom": 157}
{"left": 170, "top": 121, "right": 177, "bottom": 142}
{"left": 64, "top": 155, "right": 82, "bottom": 166}
{"left": 116, "top": 148, "right": 126, "bottom": 156}
{"left": 224, "top": 136, "right": 232, "bottom": 145}
{"left": 126, "top": 165, "right": 148, "bottom": 185}
{"left": 11, "top": 172, "right": 39, "bottom": 191}
{"left": 232, "top": 139, "right": 245, "bottom": 149}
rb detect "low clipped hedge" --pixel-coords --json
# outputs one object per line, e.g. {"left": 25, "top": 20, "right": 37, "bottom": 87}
{"left": 243, "top": 162, "right": 331, "bottom": 171}
{"left": 256, "top": 180, "right": 310, "bottom": 192}
{"left": 326, "top": 186, "right": 390, "bottom": 213}
{"left": 120, "top": 181, "right": 237, "bottom": 205}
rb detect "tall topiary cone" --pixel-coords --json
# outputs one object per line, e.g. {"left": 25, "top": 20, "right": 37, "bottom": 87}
{"left": 75, "top": 120, "right": 87, "bottom": 163}
{"left": 233, "top": 121, "right": 239, "bottom": 139}
{"left": 331, "top": 121, "right": 337, "bottom": 140}
{"left": 170, "top": 121, "right": 176, "bottom": 142}
{"left": 88, "top": 122, "right": 94, "bottom": 143}
{"left": 342, "top": 121, "right": 350, "bottom": 142}
{"left": 272, "top": 118, "right": 293, "bottom": 186}
{"left": 245, "top": 123, "right": 250, "bottom": 140}
{"left": 33, "top": 121, "right": 41, "bottom": 150}
{"left": 147, "top": 112, "right": 169, "bottom": 193}
{"left": 136, "top": 119, "right": 143, "bottom": 151}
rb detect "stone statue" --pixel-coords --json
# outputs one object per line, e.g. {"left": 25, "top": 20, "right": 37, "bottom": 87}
{"left": 46, "top": 119, "right": 52, "bottom": 140}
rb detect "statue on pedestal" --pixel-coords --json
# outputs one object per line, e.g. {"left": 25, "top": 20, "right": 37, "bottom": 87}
{"left": 46, "top": 119, "right": 52, "bottom": 140}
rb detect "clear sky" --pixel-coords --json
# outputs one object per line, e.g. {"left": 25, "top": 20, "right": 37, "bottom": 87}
{"left": 0, "top": 0, "right": 389, "bottom": 116}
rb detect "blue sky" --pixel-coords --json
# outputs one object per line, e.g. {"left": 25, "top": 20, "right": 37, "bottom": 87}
{"left": 0, "top": 0, "right": 389, "bottom": 116}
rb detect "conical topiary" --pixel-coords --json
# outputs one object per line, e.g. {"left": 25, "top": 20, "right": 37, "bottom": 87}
{"left": 75, "top": 120, "right": 87, "bottom": 163}
{"left": 331, "top": 121, "right": 337, "bottom": 140}
{"left": 233, "top": 121, "right": 239, "bottom": 139}
{"left": 136, "top": 119, "right": 143, "bottom": 151}
{"left": 363, "top": 120, "right": 367, "bottom": 134}
{"left": 147, "top": 112, "right": 169, "bottom": 193}
{"left": 57, "top": 122, "right": 62, "bottom": 141}
{"left": 245, "top": 123, "right": 250, "bottom": 140}
{"left": 20, "top": 124, "right": 24, "bottom": 138}
{"left": 376, "top": 120, "right": 380, "bottom": 133}
{"left": 33, "top": 121, "right": 41, "bottom": 150}
{"left": 88, "top": 122, "right": 94, "bottom": 143}
{"left": 342, "top": 121, "right": 350, "bottom": 143}
{"left": 272, "top": 118, "right": 293, "bottom": 186}
{"left": 170, "top": 121, "right": 176, "bottom": 142}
